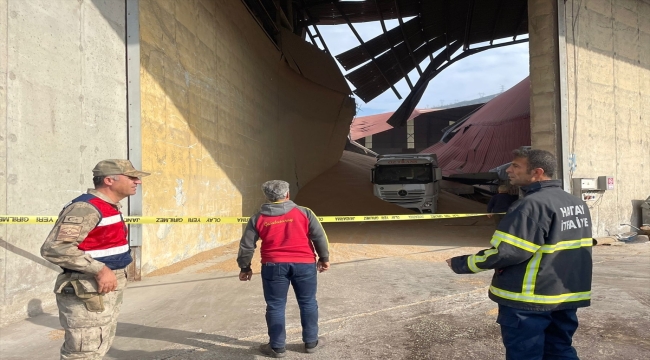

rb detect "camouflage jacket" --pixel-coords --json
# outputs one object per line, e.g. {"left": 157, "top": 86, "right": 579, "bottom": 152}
{"left": 41, "top": 189, "right": 123, "bottom": 275}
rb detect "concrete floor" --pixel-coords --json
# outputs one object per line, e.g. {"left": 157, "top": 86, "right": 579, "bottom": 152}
{"left": 1, "top": 241, "right": 648, "bottom": 360}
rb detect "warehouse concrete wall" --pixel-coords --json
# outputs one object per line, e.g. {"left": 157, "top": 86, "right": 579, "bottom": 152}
{"left": 528, "top": 0, "right": 563, "bottom": 155}
{"left": 138, "top": 0, "right": 354, "bottom": 274}
{"left": 0, "top": 0, "right": 128, "bottom": 326}
{"left": 529, "top": 0, "right": 650, "bottom": 236}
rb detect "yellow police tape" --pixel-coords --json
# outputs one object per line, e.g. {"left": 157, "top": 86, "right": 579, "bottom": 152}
{"left": 0, "top": 213, "right": 490, "bottom": 225}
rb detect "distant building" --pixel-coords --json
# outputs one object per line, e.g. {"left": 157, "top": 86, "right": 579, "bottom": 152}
{"left": 348, "top": 104, "right": 483, "bottom": 155}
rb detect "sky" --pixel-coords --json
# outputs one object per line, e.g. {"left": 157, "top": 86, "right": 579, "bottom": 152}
{"left": 315, "top": 20, "right": 530, "bottom": 117}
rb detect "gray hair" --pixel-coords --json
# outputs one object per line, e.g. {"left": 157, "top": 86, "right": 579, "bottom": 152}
{"left": 261, "top": 180, "right": 290, "bottom": 202}
{"left": 512, "top": 147, "right": 557, "bottom": 178}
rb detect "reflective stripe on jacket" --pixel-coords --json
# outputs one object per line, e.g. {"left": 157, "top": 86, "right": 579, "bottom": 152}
{"left": 451, "top": 180, "right": 593, "bottom": 311}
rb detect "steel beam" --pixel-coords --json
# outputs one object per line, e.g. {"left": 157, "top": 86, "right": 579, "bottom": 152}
{"left": 395, "top": 0, "right": 423, "bottom": 76}
{"left": 375, "top": 0, "right": 413, "bottom": 90}
{"left": 334, "top": 1, "right": 402, "bottom": 99}
{"left": 387, "top": 38, "right": 529, "bottom": 128}
{"left": 489, "top": 0, "right": 503, "bottom": 45}
{"left": 463, "top": 0, "right": 475, "bottom": 50}
{"left": 300, "top": 1, "right": 331, "bottom": 54}
{"left": 126, "top": 0, "right": 142, "bottom": 281}
{"left": 513, "top": 2, "right": 528, "bottom": 40}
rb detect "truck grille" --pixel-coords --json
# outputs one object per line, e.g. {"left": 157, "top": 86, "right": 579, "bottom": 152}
{"left": 381, "top": 190, "right": 424, "bottom": 199}
{"left": 386, "top": 200, "right": 422, "bottom": 206}
{"left": 381, "top": 190, "right": 425, "bottom": 201}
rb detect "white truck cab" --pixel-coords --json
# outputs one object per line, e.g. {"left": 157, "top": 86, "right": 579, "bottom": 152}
{"left": 371, "top": 154, "right": 443, "bottom": 213}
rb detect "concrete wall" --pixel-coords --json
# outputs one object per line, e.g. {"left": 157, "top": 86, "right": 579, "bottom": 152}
{"left": 528, "top": 0, "right": 563, "bottom": 155}
{"left": 529, "top": 0, "right": 650, "bottom": 236}
{"left": 138, "top": 0, "right": 354, "bottom": 274}
{"left": 0, "top": 0, "right": 128, "bottom": 326}
{"left": 564, "top": 0, "right": 650, "bottom": 235}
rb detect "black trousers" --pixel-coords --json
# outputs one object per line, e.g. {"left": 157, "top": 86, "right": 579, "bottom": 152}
{"left": 497, "top": 305, "right": 580, "bottom": 360}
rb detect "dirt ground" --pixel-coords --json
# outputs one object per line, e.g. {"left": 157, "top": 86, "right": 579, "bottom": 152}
{"left": 1, "top": 243, "right": 648, "bottom": 360}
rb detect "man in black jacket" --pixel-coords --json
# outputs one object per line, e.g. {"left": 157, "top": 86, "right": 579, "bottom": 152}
{"left": 486, "top": 185, "right": 519, "bottom": 226}
{"left": 447, "top": 148, "right": 592, "bottom": 360}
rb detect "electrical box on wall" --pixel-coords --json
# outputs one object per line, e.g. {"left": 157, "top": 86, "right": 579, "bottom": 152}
{"left": 579, "top": 178, "right": 598, "bottom": 190}
{"left": 571, "top": 176, "right": 614, "bottom": 201}
{"left": 598, "top": 176, "right": 615, "bottom": 190}
{"left": 581, "top": 192, "right": 598, "bottom": 201}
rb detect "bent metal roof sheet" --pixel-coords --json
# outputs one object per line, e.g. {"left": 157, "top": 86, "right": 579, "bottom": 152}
{"left": 300, "top": 0, "right": 528, "bottom": 103}
{"left": 420, "top": 77, "right": 531, "bottom": 176}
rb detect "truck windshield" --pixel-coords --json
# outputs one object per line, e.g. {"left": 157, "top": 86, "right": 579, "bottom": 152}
{"left": 374, "top": 164, "right": 433, "bottom": 185}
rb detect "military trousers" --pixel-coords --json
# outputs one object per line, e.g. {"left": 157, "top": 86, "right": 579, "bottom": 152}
{"left": 55, "top": 269, "right": 128, "bottom": 360}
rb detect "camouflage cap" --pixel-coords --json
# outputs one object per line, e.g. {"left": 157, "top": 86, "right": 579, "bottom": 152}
{"left": 92, "top": 159, "right": 150, "bottom": 178}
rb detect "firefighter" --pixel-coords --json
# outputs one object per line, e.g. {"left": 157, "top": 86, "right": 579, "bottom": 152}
{"left": 447, "top": 148, "right": 592, "bottom": 360}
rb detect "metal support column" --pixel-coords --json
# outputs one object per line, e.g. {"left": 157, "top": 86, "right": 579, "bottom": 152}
{"left": 557, "top": 0, "right": 571, "bottom": 192}
{"left": 126, "top": 0, "right": 142, "bottom": 280}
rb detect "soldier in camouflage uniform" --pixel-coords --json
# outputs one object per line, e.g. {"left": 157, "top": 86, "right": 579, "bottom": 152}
{"left": 41, "top": 159, "right": 149, "bottom": 359}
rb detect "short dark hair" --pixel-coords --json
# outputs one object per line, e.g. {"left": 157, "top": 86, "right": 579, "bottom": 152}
{"left": 93, "top": 176, "right": 106, "bottom": 187}
{"left": 512, "top": 147, "right": 557, "bottom": 178}
{"left": 92, "top": 175, "right": 118, "bottom": 187}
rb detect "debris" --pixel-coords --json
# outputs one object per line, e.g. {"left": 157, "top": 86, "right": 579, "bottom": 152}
{"left": 593, "top": 237, "right": 618, "bottom": 246}
{"left": 615, "top": 232, "right": 637, "bottom": 242}
{"left": 628, "top": 235, "right": 649, "bottom": 244}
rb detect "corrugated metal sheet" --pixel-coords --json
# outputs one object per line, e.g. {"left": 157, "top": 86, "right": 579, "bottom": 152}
{"left": 319, "top": 0, "right": 528, "bottom": 102}
{"left": 350, "top": 109, "right": 431, "bottom": 141}
{"left": 241, "top": 1, "right": 528, "bottom": 104}
{"left": 420, "top": 77, "right": 531, "bottom": 176}
{"left": 349, "top": 103, "right": 483, "bottom": 141}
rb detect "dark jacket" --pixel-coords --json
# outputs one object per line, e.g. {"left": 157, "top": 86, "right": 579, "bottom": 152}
{"left": 487, "top": 193, "right": 519, "bottom": 213}
{"left": 451, "top": 180, "right": 593, "bottom": 311}
{"left": 237, "top": 200, "right": 329, "bottom": 271}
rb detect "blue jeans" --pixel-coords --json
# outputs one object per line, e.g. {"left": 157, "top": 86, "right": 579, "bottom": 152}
{"left": 261, "top": 262, "right": 319, "bottom": 348}
{"left": 498, "top": 305, "right": 580, "bottom": 360}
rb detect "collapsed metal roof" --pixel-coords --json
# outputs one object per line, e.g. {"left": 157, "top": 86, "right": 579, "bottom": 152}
{"left": 420, "top": 77, "right": 531, "bottom": 176}
{"left": 305, "top": 1, "right": 527, "bottom": 99}
{"left": 244, "top": 0, "right": 529, "bottom": 126}
{"left": 305, "top": 0, "right": 529, "bottom": 126}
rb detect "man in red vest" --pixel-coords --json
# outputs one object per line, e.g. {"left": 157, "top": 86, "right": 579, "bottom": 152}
{"left": 41, "top": 159, "right": 149, "bottom": 359}
{"left": 237, "top": 180, "right": 330, "bottom": 358}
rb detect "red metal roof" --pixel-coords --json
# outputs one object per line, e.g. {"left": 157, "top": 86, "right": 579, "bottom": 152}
{"left": 349, "top": 109, "right": 437, "bottom": 141}
{"left": 349, "top": 103, "right": 483, "bottom": 141}
{"left": 420, "top": 77, "right": 531, "bottom": 176}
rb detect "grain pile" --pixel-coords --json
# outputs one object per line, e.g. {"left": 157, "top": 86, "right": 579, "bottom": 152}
{"left": 148, "top": 151, "right": 494, "bottom": 276}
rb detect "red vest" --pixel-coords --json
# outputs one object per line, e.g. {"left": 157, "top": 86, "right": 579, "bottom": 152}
{"left": 78, "top": 197, "right": 128, "bottom": 256}
{"left": 256, "top": 207, "right": 316, "bottom": 263}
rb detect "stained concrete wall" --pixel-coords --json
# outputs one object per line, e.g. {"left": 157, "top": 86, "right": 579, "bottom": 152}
{"left": 528, "top": 1, "right": 563, "bottom": 155}
{"left": 0, "top": 0, "right": 128, "bottom": 326}
{"left": 138, "top": 0, "right": 354, "bottom": 274}
{"left": 529, "top": 0, "right": 650, "bottom": 236}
